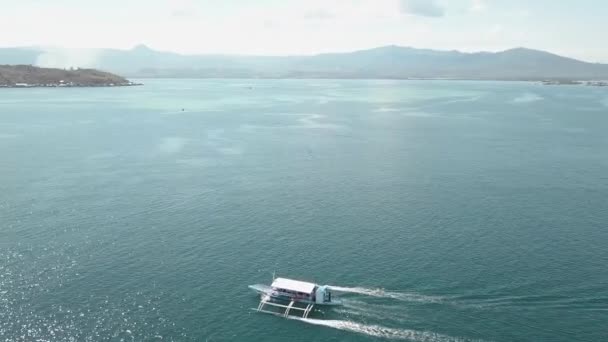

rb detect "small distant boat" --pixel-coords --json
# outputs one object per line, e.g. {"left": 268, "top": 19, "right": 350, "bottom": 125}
{"left": 249, "top": 276, "right": 342, "bottom": 318}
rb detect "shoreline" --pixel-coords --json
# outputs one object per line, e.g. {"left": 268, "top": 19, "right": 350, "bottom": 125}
{"left": 0, "top": 82, "right": 143, "bottom": 88}
{"left": 125, "top": 76, "right": 608, "bottom": 84}
{"left": 0, "top": 65, "right": 141, "bottom": 89}
{"left": 2, "top": 78, "right": 607, "bottom": 87}
{"left": 541, "top": 80, "right": 608, "bottom": 87}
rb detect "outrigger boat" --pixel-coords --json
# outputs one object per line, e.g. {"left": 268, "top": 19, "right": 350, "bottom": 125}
{"left": 249, "top": 276, "right": 342, "bottom": 318}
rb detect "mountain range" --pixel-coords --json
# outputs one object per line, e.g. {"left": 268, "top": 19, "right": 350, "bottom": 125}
{"left": 2, "top": 45, "right": 608, "bottom": 80}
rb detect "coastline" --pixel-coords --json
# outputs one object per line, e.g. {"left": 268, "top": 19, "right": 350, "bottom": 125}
{"left": 0, "top": 65, "right": 142, "bottom": 89}
{"left": 0, "top": 82, "right": 143, "bottom": 88}
{"left": 541, "top": 80, "right": 608, "bottom": 87}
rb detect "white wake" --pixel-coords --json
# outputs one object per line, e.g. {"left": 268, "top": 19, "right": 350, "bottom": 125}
{"left": 328, "top": 286, "right": 445, "bottom": 303}
{"left": 291, "top": 317, "right": 475, "bottom": 342}
{"left": 512, "top": 93, "right": 544, "bottom": 103}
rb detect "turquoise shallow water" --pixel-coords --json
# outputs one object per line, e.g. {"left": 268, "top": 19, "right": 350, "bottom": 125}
{"left": 1, "top": 79, "right": 607, "bottom": 341}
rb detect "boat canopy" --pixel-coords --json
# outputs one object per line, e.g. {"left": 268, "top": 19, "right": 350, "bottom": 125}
{"left": 271, "top": 278, "right": 316, "bottom": 294}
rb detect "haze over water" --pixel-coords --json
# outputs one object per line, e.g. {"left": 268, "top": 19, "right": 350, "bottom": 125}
{"left": 1, "top": 79, "right": 607, "bottom": 341}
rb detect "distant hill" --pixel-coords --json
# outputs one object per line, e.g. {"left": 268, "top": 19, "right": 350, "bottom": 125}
{"left": 0, "top": 65, "right": 139, "bottom": 87}
{"left": 2, "top": 45, "right": 608, "bottom": 80}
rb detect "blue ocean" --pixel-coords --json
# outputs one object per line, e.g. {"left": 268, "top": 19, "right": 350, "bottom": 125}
{"left": 1, "top": 79, "right": 607, "bottom": 341}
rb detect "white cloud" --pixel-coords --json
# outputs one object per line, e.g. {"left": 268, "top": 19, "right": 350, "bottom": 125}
{"left": 168, "top": 0, "right": 197, "bottom": 17}
{"left": 400, "top": 0, "right": 445, "bottom": 17}
{"left": 469, "top": 0, "right": 486, "bottom": 12}
{"left": 303, "top": 8, "right": 335, "bottom": 20}
{"left": 485, "top": 24, "right": 504, "bottom": 39}
{"left": 517, "top": 9, "right": 531, "bottom": 18}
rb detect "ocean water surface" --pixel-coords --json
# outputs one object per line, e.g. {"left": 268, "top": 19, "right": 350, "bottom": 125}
{"left": 1, "top": 79, "right": 607, "bottom": 341}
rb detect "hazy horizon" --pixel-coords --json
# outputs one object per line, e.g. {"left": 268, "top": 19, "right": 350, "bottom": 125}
{"left": 4, "top": 44, "right": 608, "bottom": 71}
{"left": 3, "top": 43, "right": 600, "bottom": 62}
{"left": 2, "top": 0, "right": 608, "bottom": 63}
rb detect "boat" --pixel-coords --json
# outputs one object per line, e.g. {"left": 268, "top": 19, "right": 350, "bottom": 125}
{"left": 249, "top": 276, "right": 342, "bottom": 318}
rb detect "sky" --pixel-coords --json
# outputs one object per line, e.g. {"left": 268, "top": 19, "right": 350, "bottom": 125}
{"left": 1, "top": 0, "right": 607, "bottom": 62}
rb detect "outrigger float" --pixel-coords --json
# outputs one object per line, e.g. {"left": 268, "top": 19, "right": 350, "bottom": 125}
{"left": 249, "top": 276, "right": 342, "bottom": 318}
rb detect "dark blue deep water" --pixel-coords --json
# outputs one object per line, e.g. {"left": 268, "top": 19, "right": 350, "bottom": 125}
{"left": 1, "top": 79, "right": 607, "bottom": 341}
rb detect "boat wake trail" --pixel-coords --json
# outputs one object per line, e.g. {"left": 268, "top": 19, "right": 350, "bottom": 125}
{"left": 338, "top": 299, "right": 410, "bottom": 324}
{"left": 336, "top": 308, "right": 405, "bottom": 324}
{"left": 328, "top": 286, "right": 445, "bottom": 303}
{"left": 291, "top": 317, "right": 476, "bottom": 342}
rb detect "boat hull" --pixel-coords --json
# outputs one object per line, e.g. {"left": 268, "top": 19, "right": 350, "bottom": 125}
{"left": 249, "top": 284, "right": 342, "bottom": 306}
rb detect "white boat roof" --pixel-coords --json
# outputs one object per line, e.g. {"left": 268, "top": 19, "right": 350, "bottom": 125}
{"left": 271, "top": 278, "right": 316, "bottom": 294}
